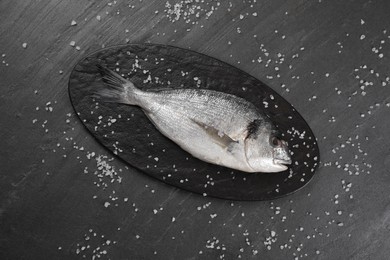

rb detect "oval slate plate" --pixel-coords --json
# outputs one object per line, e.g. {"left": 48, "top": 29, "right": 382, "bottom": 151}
{"left": 69, "top": 43, "right": 320, "bottom": 201}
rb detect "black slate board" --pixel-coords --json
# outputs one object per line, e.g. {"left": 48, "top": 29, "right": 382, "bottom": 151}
{"left": 68, "top": 43, "right": 320, "bottom": 200}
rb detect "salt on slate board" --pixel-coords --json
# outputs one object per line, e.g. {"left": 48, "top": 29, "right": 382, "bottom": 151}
{"left": 68, "top": 43, "right": 320, "bottom": 200}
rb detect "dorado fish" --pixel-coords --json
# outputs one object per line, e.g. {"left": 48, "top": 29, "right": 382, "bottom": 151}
{"left": 95, "top": 65, "right": 291, "bottom": 173}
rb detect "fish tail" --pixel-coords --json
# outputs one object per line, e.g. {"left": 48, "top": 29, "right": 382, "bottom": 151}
{"left": 95, "top": 64, "right": 140, "bottom": 105}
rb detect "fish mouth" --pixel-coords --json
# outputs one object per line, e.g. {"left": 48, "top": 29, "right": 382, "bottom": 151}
{"left": 273, "top": 158, "right": 292, "bottom": 167}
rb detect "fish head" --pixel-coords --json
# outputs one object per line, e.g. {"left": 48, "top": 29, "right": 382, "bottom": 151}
{"left": 244, "top": 120, "right": 292, "bottom": 173}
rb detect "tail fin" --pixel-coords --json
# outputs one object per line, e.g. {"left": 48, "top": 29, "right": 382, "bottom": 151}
{"left": 95, "top": 64, "right": 140, "bottom": 105}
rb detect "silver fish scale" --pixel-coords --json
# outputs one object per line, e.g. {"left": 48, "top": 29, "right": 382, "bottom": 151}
{"left": 142, "top": 88, "right": 264, "bottom": 138}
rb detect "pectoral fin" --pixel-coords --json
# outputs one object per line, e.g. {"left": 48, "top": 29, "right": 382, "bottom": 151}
{"left": 192, "top": 119, "right": 237, "bottom": 149}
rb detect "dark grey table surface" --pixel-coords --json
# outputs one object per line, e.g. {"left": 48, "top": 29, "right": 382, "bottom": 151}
{"left": 1, "top": 0, "right": 390, "bottom": 259}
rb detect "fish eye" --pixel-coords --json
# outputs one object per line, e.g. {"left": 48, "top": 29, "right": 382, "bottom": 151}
{"left": 271, "top": 136, "right": 282, "bottom": 147}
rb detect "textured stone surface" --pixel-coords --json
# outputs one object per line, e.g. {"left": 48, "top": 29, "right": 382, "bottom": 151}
{"left": 1, "top": 0, "right": 390, "bottom": 259}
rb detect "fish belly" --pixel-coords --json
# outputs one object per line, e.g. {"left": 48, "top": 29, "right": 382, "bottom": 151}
{"left": 135, "top": 89, "right": 259, "bottom": 172}
{"left": 145, "top": 107, "right": 252, "bottom": 172}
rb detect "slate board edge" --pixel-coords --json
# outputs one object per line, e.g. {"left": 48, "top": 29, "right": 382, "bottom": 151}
{"left": 67, "top": 42, "right": 321, "bottom": 201}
